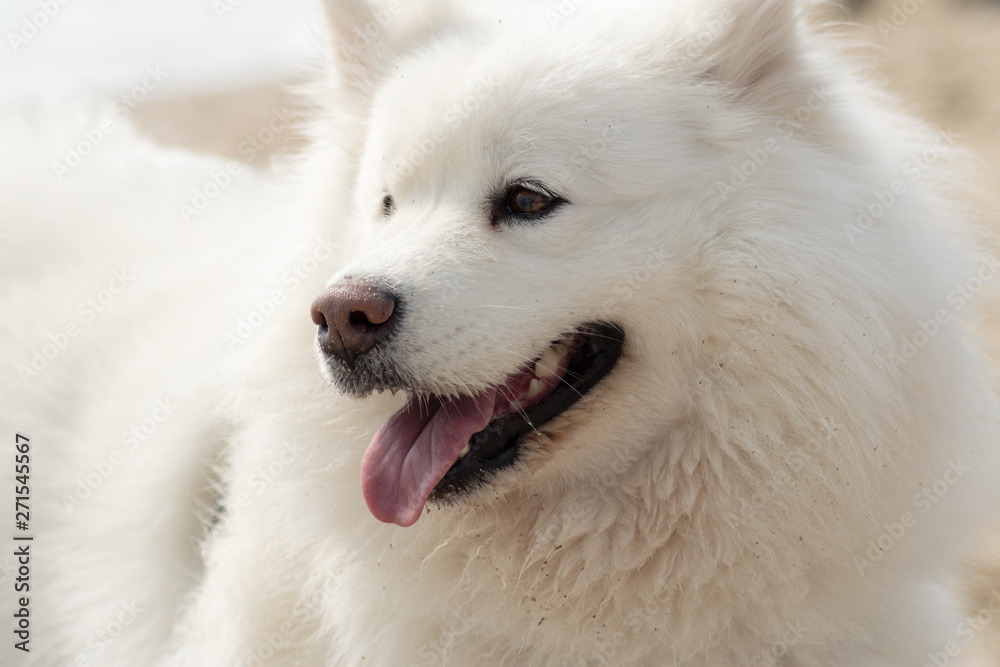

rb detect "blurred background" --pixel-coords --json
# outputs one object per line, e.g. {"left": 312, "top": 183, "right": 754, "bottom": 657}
{"left": 0, "top": 0, "right": 998, "bottom": 168}
{"left": 0, "top": 0, "right": 325, "bottom": 160}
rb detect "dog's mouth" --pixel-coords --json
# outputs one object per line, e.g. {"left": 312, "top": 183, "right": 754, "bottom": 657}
{"left": 360, "top": 322, "right": 624, "bottom": 527}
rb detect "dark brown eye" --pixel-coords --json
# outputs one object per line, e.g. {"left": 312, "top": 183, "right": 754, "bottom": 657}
{"left": 490, "top": 182, "right": 566, "bottom": 226}
{"left": 507, "top": 186, "right": 552, "bottom": 216}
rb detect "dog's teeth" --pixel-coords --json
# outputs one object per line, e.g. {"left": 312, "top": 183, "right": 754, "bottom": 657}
{"left": 535, "top": 348, "right": 563, "bottom": 380}
{"left": 459, "top": 444, "right": 471, "bottom": 459}
{"left": 527, "top": 378, "right": 546, "bottom": 401}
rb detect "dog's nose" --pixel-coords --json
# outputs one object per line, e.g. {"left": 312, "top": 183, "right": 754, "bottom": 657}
{"left": 311, "top": 279, "right": 397, "bottom": 366}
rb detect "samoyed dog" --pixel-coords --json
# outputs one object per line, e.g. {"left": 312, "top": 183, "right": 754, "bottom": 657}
{"left": 3, "top": 0, "right": 1000, "bottom": 665}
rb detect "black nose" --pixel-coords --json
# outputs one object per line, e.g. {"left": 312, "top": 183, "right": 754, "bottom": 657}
{"left": 311, "top": 279, "right": 397, "bottom": 367}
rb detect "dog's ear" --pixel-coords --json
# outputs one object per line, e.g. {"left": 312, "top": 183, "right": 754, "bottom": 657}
{"left": 321, "top": 0, "right": 391, "bottom": 95}
{"left": 702, "top": 0, "right": 804, "bottom": 105}
{"left": 320, "top": 0, "right": 454, "bottom": 98}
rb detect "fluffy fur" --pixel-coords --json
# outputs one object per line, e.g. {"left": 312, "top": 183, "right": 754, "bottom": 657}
{"left": 2, "top": 1, "right": 1000, "bottom": 665}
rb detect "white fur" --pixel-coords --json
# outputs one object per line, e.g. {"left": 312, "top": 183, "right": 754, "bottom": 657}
{"left": 2, "top": 2, "right": 999, "bottom": 665}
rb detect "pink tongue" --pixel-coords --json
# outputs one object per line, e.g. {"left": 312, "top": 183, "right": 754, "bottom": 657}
{"left": 361, "top": 390, "right": 497, "bottom": 527}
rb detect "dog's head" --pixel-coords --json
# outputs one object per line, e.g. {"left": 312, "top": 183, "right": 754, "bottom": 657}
{"left": 309, "top": 0, "right": 816, "bottom": 527}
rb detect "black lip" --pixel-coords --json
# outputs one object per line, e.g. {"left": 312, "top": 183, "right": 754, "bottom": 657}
{"left": 430, "top": 322, "right": 625, "bottom": 500}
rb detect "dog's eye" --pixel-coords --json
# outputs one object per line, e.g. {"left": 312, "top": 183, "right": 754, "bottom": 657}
{"left": 508, "top": 186, "right": 552, "bottom": 216}
{"left": 382, "top": 195, "right": 395, "bottom": 217}
{"left": 493, "top": 183, "right": 565, "bottom": 225}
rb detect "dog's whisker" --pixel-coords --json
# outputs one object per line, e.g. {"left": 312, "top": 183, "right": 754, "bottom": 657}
{"left": 493, "top": 384, "right": 536, "bottom": 428}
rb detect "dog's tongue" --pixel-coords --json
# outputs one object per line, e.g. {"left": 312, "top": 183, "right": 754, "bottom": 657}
{"left": 361, "top": 391, "right": 496, "bottom": 527}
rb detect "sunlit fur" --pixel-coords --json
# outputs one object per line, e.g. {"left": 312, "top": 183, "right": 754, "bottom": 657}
{"left": 2, "top": 1, "right": 999, "bottom": 665}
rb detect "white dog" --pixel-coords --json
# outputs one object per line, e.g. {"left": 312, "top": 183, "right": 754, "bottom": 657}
{"left": 3, "top": 0, "right": 1000, "bottom": 665}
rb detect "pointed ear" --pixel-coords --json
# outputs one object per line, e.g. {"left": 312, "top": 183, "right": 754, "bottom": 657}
{"left": 320, "top": 0, "right": 455, "bottom": 97}
{"left": 702, "top": 0, "right": 804, "bottom": 104}
{"left": 320, "top": 0, "right": 398, "bottom": 95}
